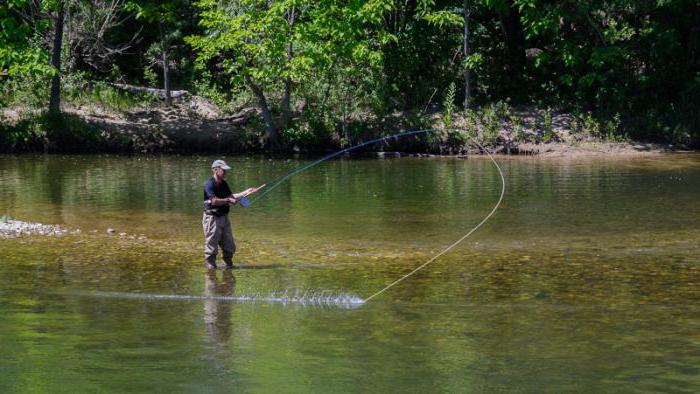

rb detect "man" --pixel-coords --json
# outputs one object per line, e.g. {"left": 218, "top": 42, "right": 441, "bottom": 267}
{"left": 203, "top": 159, "right": 264, "bottom": 269}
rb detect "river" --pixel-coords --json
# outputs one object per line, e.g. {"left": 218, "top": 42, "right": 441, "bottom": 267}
{"left": 1, "top": 153, "right": 699, "bottom": 392}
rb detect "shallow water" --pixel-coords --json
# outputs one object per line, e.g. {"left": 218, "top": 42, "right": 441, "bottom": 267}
{"left": 1, "top": 153, "right": 699, "bottom": 392}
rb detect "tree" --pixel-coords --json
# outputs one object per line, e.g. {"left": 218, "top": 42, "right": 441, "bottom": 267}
{"left": 188, "top": 0, "right": 301, "bottom": 148}
{"left": 64, "top": 0, "right": 136, "bottom": 73}
{"left": 416, "top": 0, "right": 468, "bottom": 108}
{"left": 48, "top": 0, "right": 64, "bottom": 114}
{"left": 125, "top": 0, "right": 192, "bottom": 106}
{"left": 188, "top": 0, "right": 394, "bottom": 149}
{"left": 8, "top": 0, "right": 135, "bottom": 114}
{"left": 463, "top": 0, "right": 470, "bottom": 109}
{"left": 297, "top": 0, "right": 393, "bottom": 141}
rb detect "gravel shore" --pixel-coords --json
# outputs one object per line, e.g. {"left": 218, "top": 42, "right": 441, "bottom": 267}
{"left": 0, "top": 219, "right": 74, "bottom": 239}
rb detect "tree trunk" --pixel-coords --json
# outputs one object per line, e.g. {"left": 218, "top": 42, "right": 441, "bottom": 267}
{"left": 282, "top": 75, "right": 291, "bottom": 127}
{"left": 463, "top": 0, "right": 470, "bottom": 110}
{"left": 281, "top": 5, "right": 295, "bottom": 129}
{"left": 49, "top": 3, "right": 65, "bottom": 115}
{"left": 245, "top": 75, "right": 280, "bottom": 149}
{"left": 499, "top": 1, "right": 526, "bottom": 75}
{"left": 319, "top": 61, "right": 336, "bottom": 116}
{"left": 163, "top": 45, "right": 172, "bottom": 106}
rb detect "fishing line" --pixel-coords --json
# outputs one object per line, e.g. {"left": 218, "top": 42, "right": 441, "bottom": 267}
{"left": 247, "top": 128, "right": 506, "bottom": 304}
{"left": 364, "top": 137, "right": 505, "bottom": 302}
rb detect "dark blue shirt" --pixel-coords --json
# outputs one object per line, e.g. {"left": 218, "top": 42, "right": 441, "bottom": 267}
{"left": 203, "top": 177, "right": 232, "bottom": 215}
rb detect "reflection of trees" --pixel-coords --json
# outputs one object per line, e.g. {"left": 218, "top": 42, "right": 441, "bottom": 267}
{"left": 42, "top": 156, "right": 66, "bottom": 223}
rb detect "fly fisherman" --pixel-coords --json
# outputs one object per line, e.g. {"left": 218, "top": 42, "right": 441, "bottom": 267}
{"left": 203, "top": 159, "right": 264, "bottom": 270}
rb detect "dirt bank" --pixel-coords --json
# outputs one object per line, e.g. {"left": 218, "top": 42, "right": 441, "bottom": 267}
{"left": 1, "top": 99, "right": 683, "bottom": 156}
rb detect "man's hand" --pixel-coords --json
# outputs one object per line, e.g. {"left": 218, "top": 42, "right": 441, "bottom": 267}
{"left": 227, "top": 196, "right": 237, "bottom": 205}
{"left": 240, "top": 184, "right": 266, "bottom": 198}
{"left": 248, "top": 184, "right": 266, "bottom": 196}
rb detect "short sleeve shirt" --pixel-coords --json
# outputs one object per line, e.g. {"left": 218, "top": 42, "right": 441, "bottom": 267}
{"left": 203, "top": 177, "right": 232, "bottom": 215}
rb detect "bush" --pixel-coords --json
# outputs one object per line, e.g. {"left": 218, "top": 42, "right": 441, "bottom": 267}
{"left": 442, "top": 82, "right": 456, "bottom": 128}
{"left": 570, "top": 111, "right": 600, "bottom": 141}
{"left": 1, "top": 74, "right": 51, "bottom": 109}
{"left": 539, "top": 107, "right": 556, "bottom": 143}
{"left": 509, "top": 114, "right": 525, "bottom": 142}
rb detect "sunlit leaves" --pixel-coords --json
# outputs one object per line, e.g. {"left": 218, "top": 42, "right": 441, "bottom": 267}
{"left": 0, "top": 0, "right": 53, "bottom": 78}
{"left": 422, "top": 10, "right": 463, "bottom": 28}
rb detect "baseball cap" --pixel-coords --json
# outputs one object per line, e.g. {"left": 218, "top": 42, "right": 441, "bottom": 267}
{"left": 211, "top": 159, "right": 232, "bottom": 170}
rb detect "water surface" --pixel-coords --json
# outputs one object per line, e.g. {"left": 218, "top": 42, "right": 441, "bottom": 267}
{"left": 1, "top": 153, "right": 699, "bottom": 392}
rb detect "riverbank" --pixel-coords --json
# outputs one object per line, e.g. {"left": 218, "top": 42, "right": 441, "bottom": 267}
{"left": 0, "top": 98, "right": 684, "bottom": 156}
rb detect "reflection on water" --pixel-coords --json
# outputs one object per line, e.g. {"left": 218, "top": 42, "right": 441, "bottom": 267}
{"left": 204, "top": 270, "right": 235, "bottom": 370}
{"left": 1, "top": 153, "right": 699, "bottom": 391}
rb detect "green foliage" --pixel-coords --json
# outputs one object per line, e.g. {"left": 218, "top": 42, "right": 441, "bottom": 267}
{"left": 282, "top": 124, "right": 330, "bottom": 148}
{"left": 143, "top": 67, "right": 159, "bottom": 88}
{"left": 442, "top": 82, "right": 456, "bottom": 128}
{"left": 603, "top": 113, "right": 624, "bottom": 142}
{"left": 188, "top": 0, "right": 299, "bottom": 88}
{"left": 61, "top": 73, "right": 156, "bottom": 113}
{"left": 442, "top": 129, "right": 467, "bottom": 152}
{"left": 2, "top": 73, "right": 52, "bottom": 109}
{"left": 89, "top": 83, "right": 155, "bottom": 112}
{"left": 539, "top": 107, "right": 555, "bottom": 143}
{"left": 0, "top": 0, "right": 53, "bottom": 78}
{"left": 422, "top": 10, "right": 464, "bottom": 28}
{"left": 570, "top": 111, "right": 600, "bottom": 141}
{"left": 479, "top": 104, "right": 501, "bottom": 146}
{"left": 570, "top": 111, "right": 625, "bottom": 142}
{"left": 509, "top": 114, "right": 524, "bottom": 142}
{"left": 3, "top": 0, "right": 700, "bottom": 151}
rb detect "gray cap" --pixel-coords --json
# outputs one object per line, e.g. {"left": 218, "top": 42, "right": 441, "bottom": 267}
{"left": 211, "top": 159, "right": 231, "bottom": 170}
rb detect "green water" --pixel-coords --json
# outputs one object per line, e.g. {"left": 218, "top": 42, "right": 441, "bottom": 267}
{"left": 1, "top": 153, "right": 699, "bottom": 392}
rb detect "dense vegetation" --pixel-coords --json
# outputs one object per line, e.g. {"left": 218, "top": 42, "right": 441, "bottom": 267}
{"left": 1, "top": 0, "right": 699, "bottom": 152}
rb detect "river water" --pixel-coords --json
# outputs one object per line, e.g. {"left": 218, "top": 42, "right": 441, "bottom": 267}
{"left": 1, "top": 153, "right": 699, "bottom": 392}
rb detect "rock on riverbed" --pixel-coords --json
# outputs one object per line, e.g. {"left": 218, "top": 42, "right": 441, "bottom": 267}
{"left": 0, "top": 219, "right": 71, "bottom": 239}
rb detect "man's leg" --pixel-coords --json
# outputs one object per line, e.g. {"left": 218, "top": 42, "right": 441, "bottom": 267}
{"left": 203, "top": 213, "right": 221, "bottom": 269}
{"left": 220, "top": 215, "right": 236, "bottom": 268}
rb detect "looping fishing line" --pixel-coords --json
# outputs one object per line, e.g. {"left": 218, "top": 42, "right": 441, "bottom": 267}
{"left": 249, "top": 128, "right": 506, "bottom": 304}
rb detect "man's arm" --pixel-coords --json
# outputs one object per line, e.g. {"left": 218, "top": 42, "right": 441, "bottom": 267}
{"left": 205, "top": 180, "right": 237, "bottom": 206}
{"left": 232, "top": 184, "right": 266, "bottom": 199}
{"left": 210, "top": 196, "right": 236, "bottom": 206}
{"left": 208, "top": 184, "right": 265, "bottom": 206}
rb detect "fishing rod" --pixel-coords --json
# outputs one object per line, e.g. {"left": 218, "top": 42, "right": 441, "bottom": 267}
{"left": 247, "top": 128, "right": 435, "bottom": 205}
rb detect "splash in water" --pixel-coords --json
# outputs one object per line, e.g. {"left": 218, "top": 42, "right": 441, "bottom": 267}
{"left": 70, "top": 290, "right": 365, "bottom": 308}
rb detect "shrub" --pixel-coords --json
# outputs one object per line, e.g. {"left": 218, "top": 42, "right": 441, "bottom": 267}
{"left": 480, "top": 103, "right": 501, "bottom": 146}
{"left": 539, "top": 107, "right": 555, "bottom": 143}
{"left": 570, "top": 111, "right": 600, "bottom": 140}
{"left": 442, "top": 82, "right": 456, "bottom": 129}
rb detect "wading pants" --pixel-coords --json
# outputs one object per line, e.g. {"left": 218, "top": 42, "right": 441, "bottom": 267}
{"left": 202, "top": 213, "right": 236, "bottom": 267}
